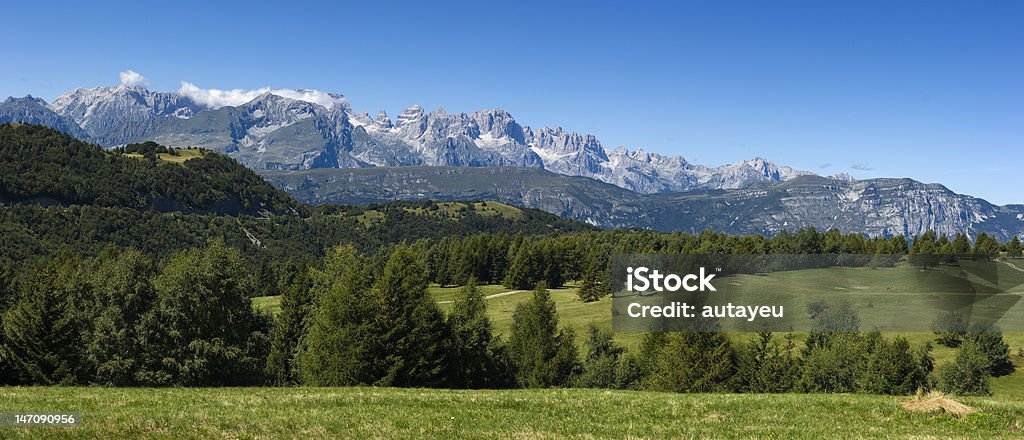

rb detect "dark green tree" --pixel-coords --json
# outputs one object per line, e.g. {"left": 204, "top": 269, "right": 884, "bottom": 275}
{"left": 298, "top": 246, "right": 376, "bottom": 386}
{"left": 939, "top": 339, "right": 991, "bottom": 396}
{"left": 448, "top": 277, "right": 506, "bottom": 388}
{"left": 858, "top": 336, "right": 928, "bottom": 395}
{"left": 645, "top": 323, "right": 736, "bottom": 393}
{"left": 964, "top": 324, "right": 1014, "bottom": 377}
{"left": 265, "top": 270, "right": 313, "bottom": 385}
{"left": 508, "top": 282, "right": 578, "bottom": 387}
{"left": 735, "top": 331, "right": 799, "bottom": 393}
{"left": 577, "top": 260, "right": 610, "bottom": 302}
{"left": 1, "top": 254, "right": 88, "bottom": 385}
{"left": 909, "top": 230, "right": 941, "bottom": 269}
{"left": 575, "top": 324, "right": 624, "bottom": 388}
{"left": 138, "top": 240, "right": 270, "bottom": 386}
{"left": 972, "top": 232, "right": 1001, "bottom": 258}
{"left": 1008, "top": 236, "right": 1022, "bottom": 256}
{"left": 84, "top": 249, "right": 157, "bottom": 386}
{"left": 799, "top": 333, "right": 869, "bottom": 393}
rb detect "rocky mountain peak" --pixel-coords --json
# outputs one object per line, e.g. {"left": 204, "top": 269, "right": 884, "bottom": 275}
{"left": 395, "top": 105, "right": 425, "bottom": 126}
{"left": 375, "top": 110, "right": 393, "bottom": 129}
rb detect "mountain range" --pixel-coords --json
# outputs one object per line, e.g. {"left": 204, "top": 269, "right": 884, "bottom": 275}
{"left": 0, "top": 85, "right": 810, "bottom": 193}
{"left": 2, "top": 83, "right": 1022, "bottom": 240}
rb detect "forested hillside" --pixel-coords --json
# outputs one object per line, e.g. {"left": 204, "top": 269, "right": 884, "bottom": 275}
{"left": 0, "top": 123, "right": 301, "bottom": 215}
{"left": 0, "top": 124, "right": 594, "bottom": 298}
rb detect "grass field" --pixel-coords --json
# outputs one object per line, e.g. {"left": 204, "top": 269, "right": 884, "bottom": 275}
{"left": 2, "top": 387, "right": 1023, "bottom": 439}
{"left": 348, "top": 201, "right": 524, "bottom": 227}
{"left": 122, "top": 148, "right": 205, "bottom": 164}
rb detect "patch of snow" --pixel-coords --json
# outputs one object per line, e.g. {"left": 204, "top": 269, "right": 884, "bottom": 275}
{"left": 474, "top": 132, "right": 510, "bottom": 149}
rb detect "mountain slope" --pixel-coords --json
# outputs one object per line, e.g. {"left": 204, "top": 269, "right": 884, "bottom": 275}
{"left": 261, "top": 167, "right": 1024, "bottom": 241}
{"left": 0, "top": 96, "right": 90, "bottom": 141}
{"left": 0, "top": 123, "right": 302, "bottom": 216}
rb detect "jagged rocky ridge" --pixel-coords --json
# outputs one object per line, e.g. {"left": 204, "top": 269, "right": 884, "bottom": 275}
{"left": 1, "top": 85, "right": 808, "bottom": 193}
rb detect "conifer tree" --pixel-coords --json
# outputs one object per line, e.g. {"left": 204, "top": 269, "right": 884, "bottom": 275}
{"left": 1007, "top": 236, "right": 1022, "bottom": 257}
{"left": 448, "top": 277, "right": 503, "bottom": 388}
{"left": 575, "top": 324, "right": 623, "bottom": 388}
{"left": 508, "top": 282, "right": 578, "bottom": 387}
{"left": 2, "top": 254, "right": 87, "bottom": 385}
{"left": 577, "top": 260, "right": 610, "bottom": 302}
{"left": 299, "top": 246, "right": 376, "bottom": 386}
{"left": 964, "top": 324, "right": 1014, "bottom": 377}
{"left": 368, "top": 245, "right": 452, "bottom": 387}
{"left": 735, "top": 331, "right": 799, "bottom": 393}
{"left": 504, "top": 243, "right": 537, "bottom": 290}
{"left": 265, "top": 270, "right": 313, "bottom": 385}
{"left": 858, "top": 336, "right": 928, "bottom": 395}
{"left": 645, "top": 325, "right": 736, "bottom": 393}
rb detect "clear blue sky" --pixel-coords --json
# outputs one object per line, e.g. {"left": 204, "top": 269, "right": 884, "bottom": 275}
{"left": 3, "top": 0, "right": 1021, "bottom": 204}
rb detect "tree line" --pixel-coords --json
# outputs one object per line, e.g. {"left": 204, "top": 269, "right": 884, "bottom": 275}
{"left": 1, "top": 235, "right": 1014, "bottom": 395}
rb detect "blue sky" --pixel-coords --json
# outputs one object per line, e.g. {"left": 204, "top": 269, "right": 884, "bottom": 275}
{"left": 3, "top": 0, "right": 1022, "bottom": 203}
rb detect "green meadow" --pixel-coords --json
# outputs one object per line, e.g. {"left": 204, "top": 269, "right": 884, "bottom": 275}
{"left": 3, "top": 387, "right": 1023, "bottom": 439}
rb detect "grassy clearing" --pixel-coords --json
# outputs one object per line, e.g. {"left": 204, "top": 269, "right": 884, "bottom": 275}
{"left": 156, "top": 149, "right": 204, "bottom": 163}
{"left": 352, "top": 201, "right": 524, "bottom": 227}
{"left": 251, "top": 295, "right": 282, "bottom": 315}
{"left": 121, "top": 148, "right": 205, "bottom": 165}
{"left": 1, "top": 387, "right": 1022, "bottom": 439}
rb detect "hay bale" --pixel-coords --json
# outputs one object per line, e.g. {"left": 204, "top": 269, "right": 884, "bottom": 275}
{"left": 901, "top": 390, "right": 977, "bottom": 419}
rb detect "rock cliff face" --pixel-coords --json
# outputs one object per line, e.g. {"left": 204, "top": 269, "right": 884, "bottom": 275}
{"left": 261, "top": 168, "right": 1024, "bottom": 241}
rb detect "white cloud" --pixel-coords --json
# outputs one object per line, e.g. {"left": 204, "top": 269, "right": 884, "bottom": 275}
{"left": 178, "top": 81, "right": 270, "bottom": 108}
{"left": 178, "top": 81, "right": 347, "bottom": 109}
{"left": 119, "top": 70, "right": 148, "bottom": 87}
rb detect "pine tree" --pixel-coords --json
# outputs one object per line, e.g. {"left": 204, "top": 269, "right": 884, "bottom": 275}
{"left": 909, "top": 230, "right": 940, "bottom": 269}
{"left": 1007, "top": 236, "right": 1022, "bottom": 257}
{"left": 973, "top": 232, "right": 1000, "bottom": 258}
{"left": 296, "top": 245, "right": 376, "bottom": 386}
{"left": 577, "top": 261, "right": 609, "bottom": 302}
{"left": 2, "top": 254, "right": 88, "bottom": 385}
{"left": 735, "top": 331, "right": 799, "bottom": 393}
{"left": 299, "top": 246, "right": 376, "bottom": 386}
{"left": 858, "top": 336, "right": 928, "bottom": 395}
{"left": 575, "top": 324, "right": 623, "bottom": 388}
{"left": 448, "top": 277, "right": 503, "bottom": 388}
{"left": 951, "top": 233, "right": 972, "bottom": 255}
{"left": 368, "top": 245, "right": 452, "bottom": 387}
{"left": 799, "top": 333, "right": 870, "bottom": 393}
{"left": 508, "top": 282, "right": 578, "bottom": 387}
{"left": 645, "top": 326, "right": 736, "bottom": 393}
{"left": 503, "top": 243, "right": 537, "bottom": 290}
{"left": 265, "top": 270, "right": 313, "bottom": 385}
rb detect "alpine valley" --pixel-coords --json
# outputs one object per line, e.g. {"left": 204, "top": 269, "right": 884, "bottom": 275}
{"left": 3, "top": 83, "right": 1022, "bottom": 240}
